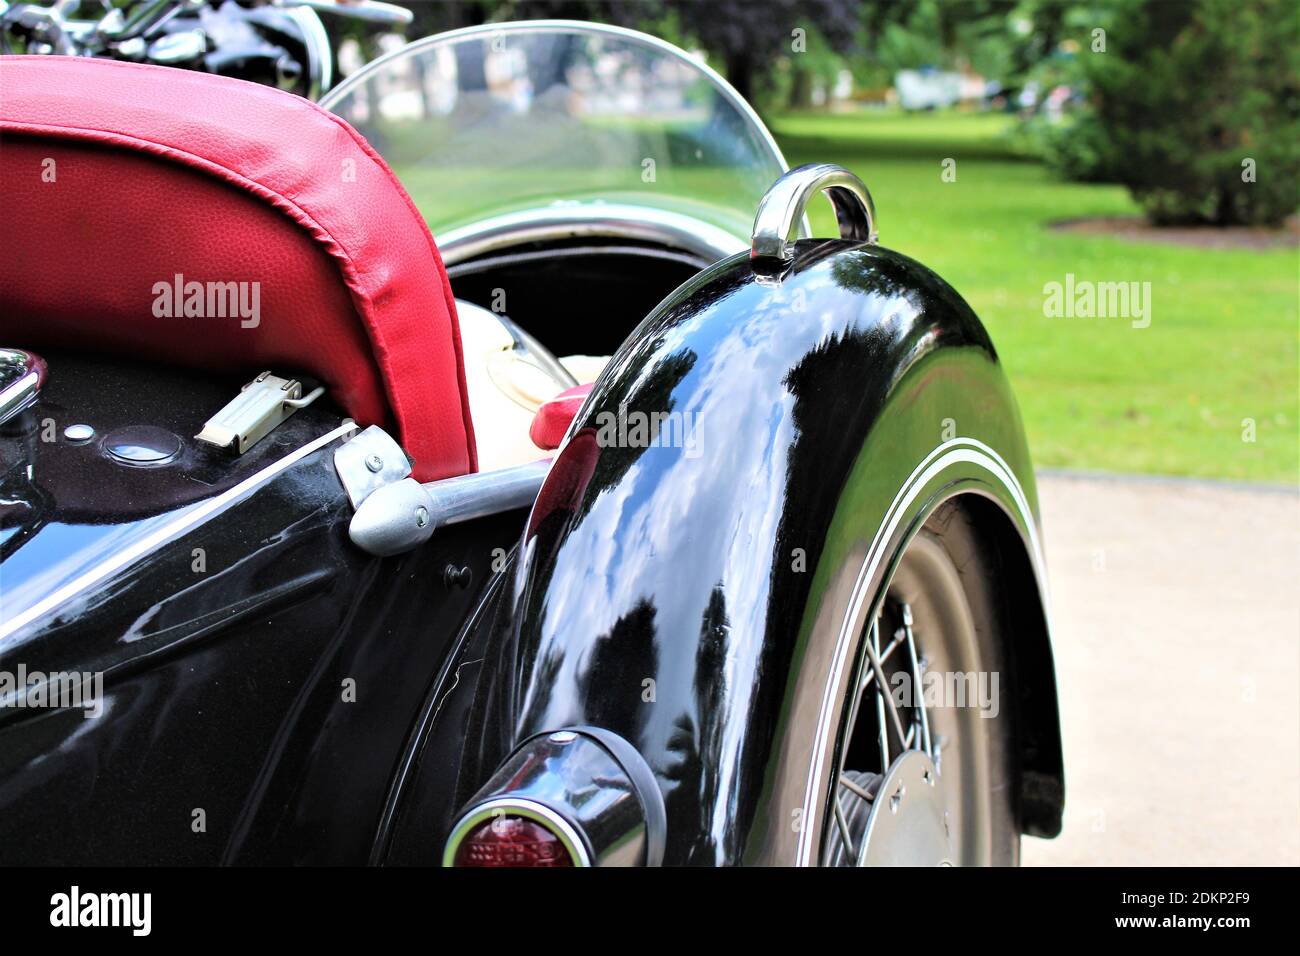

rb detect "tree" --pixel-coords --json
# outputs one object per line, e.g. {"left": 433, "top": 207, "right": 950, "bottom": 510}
{"left": 370, "top": 1, "right": 869, "bottom": 108}
{"left": 665, "top": 0, "right": 861, "bottom": 102}
{"left": 1072, "top": 0, "right": 1300, "bottom": 226}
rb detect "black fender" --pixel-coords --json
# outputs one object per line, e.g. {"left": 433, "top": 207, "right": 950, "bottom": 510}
{"left": 463, "top": 239, "right": 1064, "bottom": 864}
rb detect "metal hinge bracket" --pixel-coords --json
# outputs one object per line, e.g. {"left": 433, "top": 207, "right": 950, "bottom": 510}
{"left": 333, "top": 424, "right": 412, "bottom": 509}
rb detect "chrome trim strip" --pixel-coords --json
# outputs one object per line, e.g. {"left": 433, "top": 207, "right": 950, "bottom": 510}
{"left": 0, "top": 422, "right": 357, "bottom": 643}
{"left": 443, "top": 796, "right": 592, "bottom": 867}
{"left": 319, "top": 19, "right": 793, "bottom": 180}
{"left": 436, "top": 203, "right": 747, "bottom": 267}
{"left": 794, "top": 436, "right": 1049, "bottom": 866}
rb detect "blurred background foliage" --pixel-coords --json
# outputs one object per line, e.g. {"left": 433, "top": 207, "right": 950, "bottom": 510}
{"left": 1026, "top": 0, "right": 1300, "bottom": 225}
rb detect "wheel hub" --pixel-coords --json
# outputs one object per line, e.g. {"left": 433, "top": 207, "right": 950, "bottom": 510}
{"left": 856, "top": 750, "right": 951, "bottom": 866}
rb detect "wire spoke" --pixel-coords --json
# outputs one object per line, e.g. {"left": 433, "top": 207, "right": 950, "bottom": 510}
{"left": 901, "top": 603, "right": 933, "bottom": 760}
{"left": 827, "top": 600, "right": 936, "bottom": 864}
{"left": 839, "top": 773, "right": 876, "bottom": 802}
{"left": 864, "top": 623, "right": 909, "bottom": 751}
{"left": 859, "top": 629, "right": 906, "bottom": 691}
{"left": 867, "top": 618, "right": 890, "bottom": 771}
{"left": 827, "top": 595, "right": 940, "bottom": 865}
{"left": 832, "top": 796, "right": 856, "bottom": 860}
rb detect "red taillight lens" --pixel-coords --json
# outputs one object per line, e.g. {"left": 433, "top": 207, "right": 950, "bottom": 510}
{"left": 452, "top": 815, "right": 575, "bottom": 867}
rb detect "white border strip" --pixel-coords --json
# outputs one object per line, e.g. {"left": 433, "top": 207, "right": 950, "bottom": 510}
{"left": 0, "top": 423, "right": 356, "bottom": 643}
{"left": 794, "top": 437, "right": 1046, "bottom": 865}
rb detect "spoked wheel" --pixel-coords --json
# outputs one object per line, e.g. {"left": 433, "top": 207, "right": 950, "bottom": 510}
{"left": 821, "top": 502, "right": 1019, "bottom": 866}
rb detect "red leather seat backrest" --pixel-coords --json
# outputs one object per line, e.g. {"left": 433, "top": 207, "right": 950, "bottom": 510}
{"left": 0, "top": 56, "right": 476, "bottom": 480}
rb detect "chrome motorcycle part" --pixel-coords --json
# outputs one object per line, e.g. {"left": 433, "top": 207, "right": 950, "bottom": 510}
{"left": 146, "top": 27, "right": 205, "bottom": 63}
{"left": 751, "top": 162, "right": 878, "bottom": 263}
{"left": 348, "top": 460, "right": 550, "bottom": 557}
{"left": 445, "top": 728, "right": 666, "bottom": 867}
{"left": 0, "top": 347, "right": 46, "bottom": 426}
{"left": 285, "top": 0, "right": 410, "bottom": 27}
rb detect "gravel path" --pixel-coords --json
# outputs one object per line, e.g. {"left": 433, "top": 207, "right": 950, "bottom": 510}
{"left": 1022, "top": 472, "right": 1300, "bottom": 866}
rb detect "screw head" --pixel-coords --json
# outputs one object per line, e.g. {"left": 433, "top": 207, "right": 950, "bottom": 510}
{"left": 549, "top": 731, "right": 578, "bottom": 744}
{"left": 443, "top": 564, "right": 472, "bottom": 590}
{"left": 414, "top": 506, "right": 429, "bottom": 528}
{"left": 365, "top": 454, "right": 384, "bottom": 473}
{"left": 63, "top": 423, "right": 95, "bottom": 443}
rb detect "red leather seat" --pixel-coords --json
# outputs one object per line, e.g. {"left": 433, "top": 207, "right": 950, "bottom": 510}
{"left": 0, "top": 56, "right": 476, "bottom": 481}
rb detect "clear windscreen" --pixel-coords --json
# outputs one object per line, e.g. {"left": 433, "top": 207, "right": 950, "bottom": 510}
{"left": 321, "top": 22, "right": 787, "bottom": 243}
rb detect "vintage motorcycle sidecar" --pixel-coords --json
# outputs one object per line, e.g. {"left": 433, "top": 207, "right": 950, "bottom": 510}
{"left": 0, "top": 21, "right": 1062, "bottom": 866}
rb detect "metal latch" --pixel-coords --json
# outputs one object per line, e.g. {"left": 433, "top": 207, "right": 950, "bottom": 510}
{"left": 196, "top": 371, "right": 324, "bottom": 454}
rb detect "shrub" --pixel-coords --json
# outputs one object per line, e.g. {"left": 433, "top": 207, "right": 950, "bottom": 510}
{"left": 1060, "top": 0, "right": 1300, "bottom": 226}
{"left": 1031, "top": 111, "right": 1124, "bottom": 183}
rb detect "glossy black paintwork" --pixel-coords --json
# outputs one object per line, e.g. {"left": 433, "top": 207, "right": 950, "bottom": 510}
{"left": 0, "top": 352, "right": 523, "bottom": 864}
{"left": 406, "top": 239, "right": 1063, "bottom": 865}
{"left": 0, "top": 238, "right": 1062, "bottom": 866}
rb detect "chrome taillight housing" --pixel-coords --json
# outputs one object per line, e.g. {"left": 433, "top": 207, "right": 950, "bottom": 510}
{"left": 449, "top": 803, "right": 582, "bottom": 867}
{"left": 444, "top": 727, "right": 666, "bottom": 867}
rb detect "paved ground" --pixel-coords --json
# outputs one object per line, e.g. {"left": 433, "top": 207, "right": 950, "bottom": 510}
{"left": 1022, "top": 472, "right": 1300, "bottom": 866}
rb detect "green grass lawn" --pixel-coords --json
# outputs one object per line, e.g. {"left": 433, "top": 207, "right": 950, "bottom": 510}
{"left": 774, "top": 111, "right": 1299, "bottom": 483}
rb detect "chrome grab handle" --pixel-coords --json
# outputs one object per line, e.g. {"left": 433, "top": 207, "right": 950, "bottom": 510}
{"left": 341, "top": 424, "right": 552, "bottom": 557}
{"left": 0, "top": 348, "right": 47, "bottom": 426}
{"left": 349, "top": 459, "right": 551, "bottom": 557}
{"left": 750, "top": 163, "right": 877, "bottom": 263}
